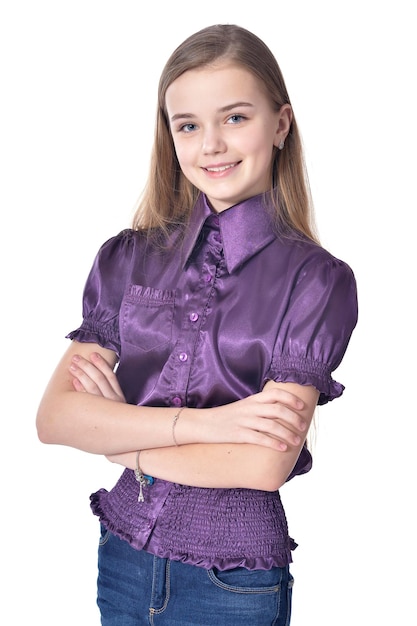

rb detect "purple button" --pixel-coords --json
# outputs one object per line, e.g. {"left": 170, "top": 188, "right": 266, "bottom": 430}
{"left": 189, "top": 312, "right": 199, "bottom": 322}
{"left": 205, "top": 274, "right": 212, "bottom": 283}
{"left": 179, "top": 352, "right": 188, "bottom": 362}
{"left": 172, "top": 396, "right": 182, "bottom": 407}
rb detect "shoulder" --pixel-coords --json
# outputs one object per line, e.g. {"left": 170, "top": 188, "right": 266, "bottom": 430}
{"left": 97, "top": 227, "right": 182, "bottom": 257}
{"left": 276, "top": 235, "right": 356, "bottom": 287}
{"left": 97, "top": 228, "right": 145, "bottom": 255}
{"left": 91, "top": 227, "right": 183, "bottom": 283}
{"left": 272, "top": 235, "right": 358, "bottom": 328}
{"left": 92, "top": 229, "right": 150, "bottom": 269}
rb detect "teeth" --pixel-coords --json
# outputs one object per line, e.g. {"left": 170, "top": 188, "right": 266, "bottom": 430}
{"left": 206, "top": 163, "right": 236, "bottom": 172}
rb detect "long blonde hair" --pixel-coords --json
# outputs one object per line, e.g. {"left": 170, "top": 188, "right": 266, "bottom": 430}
{"left": 132, "top": 24, "right": 319, "bottom": 244}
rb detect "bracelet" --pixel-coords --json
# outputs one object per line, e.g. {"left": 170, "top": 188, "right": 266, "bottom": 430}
{"left": 172, "top": 407, "right": 185, "bottom": 446}
{"left": 134, "top": 450, "right": 154, "bottom": 503}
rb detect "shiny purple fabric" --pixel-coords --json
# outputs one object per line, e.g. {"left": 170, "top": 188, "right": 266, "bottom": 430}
{"left": 68, "top": 192, "right": 358, "bottom": 570}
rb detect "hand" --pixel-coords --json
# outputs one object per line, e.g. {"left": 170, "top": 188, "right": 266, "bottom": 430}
{"left": 69, "top": 352, "right": 126, "bottom": 403}
{"left": 207, "top": 385, "right": 313, "bottom": 452}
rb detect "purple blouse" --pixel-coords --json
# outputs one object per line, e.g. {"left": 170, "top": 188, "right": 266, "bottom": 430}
{"left": 68, "top": 192, "right": 358, "bottom": 571}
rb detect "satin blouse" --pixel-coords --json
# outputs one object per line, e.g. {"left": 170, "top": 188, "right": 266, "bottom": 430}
{"left": 68, "top": 192, "right": 358, "bottom": 570}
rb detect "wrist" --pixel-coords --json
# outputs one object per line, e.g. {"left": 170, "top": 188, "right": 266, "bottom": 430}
{"left": 172, "top": 407, "right": 205, "bottom": 445}
{"left": 191, "top": 406, "right": 217, "bottom": 444}
{"left": 168, "top": 407, "right": 217, "bottom": 446}
{"left": 172, "top": 407, "right": 185, "bottom": 446}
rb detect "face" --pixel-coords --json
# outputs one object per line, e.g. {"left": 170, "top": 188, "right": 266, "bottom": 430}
{"left": 165, "top": 63, "right": 291, "bottom": 212}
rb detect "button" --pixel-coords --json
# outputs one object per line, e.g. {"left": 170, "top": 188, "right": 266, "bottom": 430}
{"left": 189, "top": 312, "right": 199, "bottom": 322}
{"left": 179, "top": 352, "right": 188, "bottom": 362}
{"left": 172, "top": 396, "right": 182, "bottom": 407}
{"left": 205, "top": 274, "right": 212, "bottom": 283}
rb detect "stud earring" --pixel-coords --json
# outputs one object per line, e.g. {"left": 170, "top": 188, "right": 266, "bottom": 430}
{"left": 278, "top": 140, "right": 285, "bottom": 150}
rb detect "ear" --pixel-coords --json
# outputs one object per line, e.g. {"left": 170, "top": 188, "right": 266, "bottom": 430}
{"left": 273, "top": 104, "right": 293, "bottom": 148}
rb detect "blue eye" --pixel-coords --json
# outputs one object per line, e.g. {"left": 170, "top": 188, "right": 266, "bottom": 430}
{"left": 227, "top": 114, "right": 245, "bottom": 124}
{"left": 180, "top": 123, "right": 197, "bottom": 133}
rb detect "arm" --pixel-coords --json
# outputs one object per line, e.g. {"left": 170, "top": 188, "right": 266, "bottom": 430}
{"left": 36, "top": 341, "right": 307, "bottom": 458}
{"left": 109, "top": 381, "right": 318, "bottom": 491}
{"left": 36, "top": 340, "right": 176, "bottom": 453}
{"left": 57, "top": 346, "right": 317, "bottom": 490}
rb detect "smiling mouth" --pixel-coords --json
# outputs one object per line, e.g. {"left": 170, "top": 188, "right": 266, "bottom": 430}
{"left": 204, "top": 162, "right": 240, "bottom": 172}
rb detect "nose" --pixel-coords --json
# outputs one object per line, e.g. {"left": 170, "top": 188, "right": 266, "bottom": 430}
{"left": 202, "top": 126, "right": 226, "bottom": 155}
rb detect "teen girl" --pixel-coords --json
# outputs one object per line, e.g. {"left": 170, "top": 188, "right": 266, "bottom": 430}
{"left": 37, "top": 24, "right": 358, "bottom": 625}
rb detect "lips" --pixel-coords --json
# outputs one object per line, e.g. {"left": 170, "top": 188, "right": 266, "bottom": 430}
{"left": 203, "top": 162, "right": 240, "bottom": 172}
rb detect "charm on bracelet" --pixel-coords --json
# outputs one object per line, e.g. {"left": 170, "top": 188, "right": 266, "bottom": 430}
{"left": 134, "top": 450, "right": 154, "bottom": 502}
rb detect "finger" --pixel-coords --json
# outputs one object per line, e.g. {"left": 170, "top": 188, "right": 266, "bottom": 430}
{"left": 71, "top": 377, "right": 86, "bottom": 393}
{"left": 251, "top": 416, "right": 302, "bottom": 447}
{"left": 259, "top": 385, "right": 305, "bottom": 410}
{"left": 69, "top": 361, "right": 104, "bottom": 396}
{"left": 89, "top": 352, "right": 125, "bottom": 398}
{"left": 70, "top": 355, "right": 118, "bottom": 398}
{"left": 249, "top": 402, "right": 307, "bottom": 435}
{"left": 245, "top": 429, "right": 290, "bottom": 452}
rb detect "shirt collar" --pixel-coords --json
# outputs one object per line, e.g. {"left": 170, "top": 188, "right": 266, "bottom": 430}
{"left": 180, "top": 193, "right": 277, "bottom": 273}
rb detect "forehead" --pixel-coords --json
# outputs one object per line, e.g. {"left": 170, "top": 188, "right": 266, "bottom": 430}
{"left": 165, "top": 63, "right": 269, "bottom": 114}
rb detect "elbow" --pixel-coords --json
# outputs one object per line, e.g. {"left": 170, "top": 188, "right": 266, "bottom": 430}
{"left": 246, "top": 449, "right": 295, "bottom": 492}
{"left": 36, "top": 414, "right": 51, "bottom": 444}
{"left": 36, "top": 390, "right": 72, "bottom": 445}
{"left": 258, "top": 475, "right": 286, "bottom": 492}
{"left": 36, "top": 407, "right": 58, "bottom": 445}
{"left": 246, "top": 467, "right": 286, "bottom": 492}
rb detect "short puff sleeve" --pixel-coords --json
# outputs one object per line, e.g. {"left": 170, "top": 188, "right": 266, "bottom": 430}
{"left": 267, "top": 252, "right": 358, "bottom": 405}
{"left": 66, "top": 229, "right": 136, "bottom": 357}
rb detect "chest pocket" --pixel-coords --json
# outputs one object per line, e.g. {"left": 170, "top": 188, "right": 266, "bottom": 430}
{"left": 121, "top": 284, "right": 176, "bottom": 352}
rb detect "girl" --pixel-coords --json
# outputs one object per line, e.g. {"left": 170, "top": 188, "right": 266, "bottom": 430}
{"left": 37, "top": 24, "right": 358, "bottom": 625}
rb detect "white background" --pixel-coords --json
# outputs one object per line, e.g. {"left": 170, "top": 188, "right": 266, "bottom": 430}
{"left": 1, "top": 1, "right": 415, "bottom": 624}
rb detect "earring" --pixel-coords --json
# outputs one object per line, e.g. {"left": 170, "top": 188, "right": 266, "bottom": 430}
{"left": 278, "top": 140, "right": 285, "bottom": 150}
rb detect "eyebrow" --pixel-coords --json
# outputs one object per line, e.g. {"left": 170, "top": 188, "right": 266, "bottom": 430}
{"left": 170, "top": 101, "right": 254, "bottom": 122}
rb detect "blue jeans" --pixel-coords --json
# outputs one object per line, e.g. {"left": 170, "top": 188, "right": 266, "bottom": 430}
{"left": 97, "top": 526, "right": 293, "bottom": 625}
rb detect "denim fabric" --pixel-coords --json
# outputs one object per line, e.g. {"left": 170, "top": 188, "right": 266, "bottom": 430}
{"left": 97, "top": 527, "right": 293, "bottom": 625}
